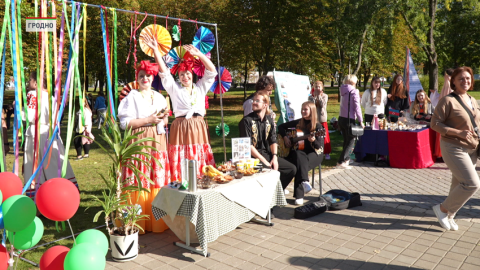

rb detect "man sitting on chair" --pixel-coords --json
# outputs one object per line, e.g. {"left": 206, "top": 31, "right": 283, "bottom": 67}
{"left": 239, "top": 92, "right": 296, "bottom": 196}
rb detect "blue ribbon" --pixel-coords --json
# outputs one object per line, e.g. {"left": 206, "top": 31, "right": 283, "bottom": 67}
{"left": 10, "top": 0, "right": 22, "bottom": 174}
{"left": 0, "top": 205, "right": 4, "bottom": 230}
{"left": 100, "top": 9, "right": 116, "bottom": 120}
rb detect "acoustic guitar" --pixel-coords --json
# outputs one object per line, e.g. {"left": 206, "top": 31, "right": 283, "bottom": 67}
{"left": 277, "top": 128, "right": 325, "bottom": 157}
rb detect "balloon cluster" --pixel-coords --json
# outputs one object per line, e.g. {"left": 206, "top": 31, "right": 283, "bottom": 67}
{"left": 0, "top": 173, "right": 107, "bottom": 270}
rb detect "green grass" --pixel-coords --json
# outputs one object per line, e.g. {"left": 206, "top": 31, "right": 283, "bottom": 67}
{"left": 4, "top": 85, "right": 480, "bottom": 269}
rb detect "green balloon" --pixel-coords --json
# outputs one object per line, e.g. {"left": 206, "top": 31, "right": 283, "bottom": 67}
{"left": 7, "top": 217, "right": 44, "bottom": 250}
{"left": 64, "top": 243, "right": 106, "bottom": 270}
{"left": 2, "top": 195, "right": 36, "bottom": 232}
{"left": 0, "top": 190, "right": 3, "bottom": 206}
{"left": 75, "top": 229, "right": 109, "bottom": 256}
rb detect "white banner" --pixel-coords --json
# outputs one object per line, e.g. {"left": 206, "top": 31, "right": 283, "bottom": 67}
{"left": 273, "top": 70, "right": 311, "bottom": 125}
{"left": 404, "top": 47, "right": 423, "bottom": 103}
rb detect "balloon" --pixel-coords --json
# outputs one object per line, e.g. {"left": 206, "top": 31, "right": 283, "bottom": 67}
{"left": 36, "top": 178, "right": 80, "bottom": 221}
{"left": 2, "top": 195, "right": 36, "bottom": 232}
{"left": 40, "top": 246, "right": 70, "bottom": 270}
{"left": 7, "top": 216, "right": 44, "bottom": 250}
{"left": 75, "top": 230, "right": 109, "bottom": 256}
{"left": 64, "top": 243, "right": 106, "bottom": 270}
{"left": 0, "top": 172, "right": 22, "bottom": 203}
{"left": 0, "top": 245, "right": 9, "bottom": 270}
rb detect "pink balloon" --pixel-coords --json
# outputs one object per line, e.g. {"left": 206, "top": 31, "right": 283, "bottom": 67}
{"left": 36, "top": 178, "right": 80, "bottom": 221}
{"left": 0, "top": 172, "right": 22, "bottom": 203}
{"left": 40, "top": 246, "right": 70, "bottom": 270}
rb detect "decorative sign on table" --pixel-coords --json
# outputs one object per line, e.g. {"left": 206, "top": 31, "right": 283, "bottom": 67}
{"left": 231, "top": 137, "right": 251, "bottom": 162}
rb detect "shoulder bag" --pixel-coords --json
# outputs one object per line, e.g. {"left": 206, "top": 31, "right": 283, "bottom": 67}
{"left": 449, "top": 93, "right": 480, "bottom": 156}
{"left": 348, "top": 91, "right": 364, "bottom": 137}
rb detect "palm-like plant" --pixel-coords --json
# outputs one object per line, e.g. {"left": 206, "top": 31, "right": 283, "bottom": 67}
{"left": 88, "top": 117, "right": 161, "bottom": 236}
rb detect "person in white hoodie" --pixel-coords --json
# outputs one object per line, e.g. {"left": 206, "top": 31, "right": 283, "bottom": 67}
{"left": 361, "top": 76, "right": 388, "bottom": 124}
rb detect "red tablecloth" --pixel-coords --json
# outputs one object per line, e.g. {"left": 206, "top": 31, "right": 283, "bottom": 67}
{"left": 387, "top": 128, "right": 436, "bottom": 169}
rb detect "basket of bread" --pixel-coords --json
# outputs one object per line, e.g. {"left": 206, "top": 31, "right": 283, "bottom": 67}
{"left": 237, "top": 168, "right": 259, "bottom": 176}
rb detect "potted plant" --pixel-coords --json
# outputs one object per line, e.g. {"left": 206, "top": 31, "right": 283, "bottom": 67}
{"left": 88, "top": 117, "right": 160, "bottom": 262}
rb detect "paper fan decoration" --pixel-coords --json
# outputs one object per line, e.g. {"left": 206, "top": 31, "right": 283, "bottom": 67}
{"left": 193, "top": 26, "right": 215, "bottom": 54}
{"left": 163, "top": 54, "right": 175, "bottom": 69}
{"left": 172, "top": 25, "right": 181, "bottom": 41}
{"left": 152, "top": 74, "right": 164, "bottom": 91}
{"left": 139, "top": 24, "right": 172, "bottom": 57}
{"left": 210, "top": 67, "right": 232, "bottom": 94}
{"left": 215, "top": 123, "right": 230, "bottom": 137}
{"left": 193, "top": 52, "right": 211, "bottom": 77}
{"left": 120, "top": 81, "right": 139, "bottom": 102}
{"left": 167, "top": 46, "right": 194, "bottom": 75}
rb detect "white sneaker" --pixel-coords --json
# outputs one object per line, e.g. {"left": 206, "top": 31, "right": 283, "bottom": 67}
{"left": 432, "top": 204, "right": 451, "bottom": 230}
{"left": 295, "top": 198, "right": 304, "bottom": 205}
{"left": 335, "top": 163, "right": 352, "bottom": 170}
{"left": 449, "top": 218, "right": 459, "bottom": 231}
{"left": 325, "top": 154, "right": 330, "bottom": 160}
{"left": 302, "top": 182, "right": 312, "bottom": 194}
{"left": 284, "top": 189, "right": 290, "bottom": 195}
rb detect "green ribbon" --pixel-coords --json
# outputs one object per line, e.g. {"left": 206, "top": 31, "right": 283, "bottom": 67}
{"left": 16, "top": 0, "right": 28, "bottom": 137}
{"left": 0, "top": 0, "right": 11, "bottom": 172}
{"left": 215, "top": 123, "right": 230, "bottom": 137}
{"left": 55, "top": 221, "right": 66, "bottom": 232}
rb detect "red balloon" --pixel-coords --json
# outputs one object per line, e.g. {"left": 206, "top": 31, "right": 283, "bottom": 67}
{"left": 39, "top": 246, "right": 70, "bottom": 270}
{"left": 0, "top": 172, "right": 23, "bottom": 203}
{"left": 36, "top": 178, "right": 80, "bottom": 221}
{"left": 0, "top": 244, "right": 9, "bottom": 270}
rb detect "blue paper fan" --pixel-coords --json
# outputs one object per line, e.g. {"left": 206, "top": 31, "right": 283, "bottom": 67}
{"left": 193, "top": 26, "right": 215, "bottom": 54}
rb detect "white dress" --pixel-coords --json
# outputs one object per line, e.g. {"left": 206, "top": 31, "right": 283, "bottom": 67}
{"left": 24, "top": 90, "right": 76, "bottom": 192}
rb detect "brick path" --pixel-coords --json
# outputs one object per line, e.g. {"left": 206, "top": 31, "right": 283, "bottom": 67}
{"left": 105, "top": 161, "right": 480, "bottom": 270}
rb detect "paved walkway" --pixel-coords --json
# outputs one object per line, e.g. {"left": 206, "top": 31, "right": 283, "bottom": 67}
{"left": 105, "top": 161, "right": 480, "bottom": 270}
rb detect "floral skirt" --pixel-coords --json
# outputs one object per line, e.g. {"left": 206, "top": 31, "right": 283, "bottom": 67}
{"left": 122, "top": 126, "right": 170, "bottom": 233}
{"left": 168, "top": 116, "right": 215, "bottom": 181}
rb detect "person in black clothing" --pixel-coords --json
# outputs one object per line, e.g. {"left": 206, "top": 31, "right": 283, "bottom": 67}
{"left": 386, "top": 74, "right": 409, "bottom": 122}
{"left": 239, "top": 92, "right": 296, "bottom": 193}
{"left": 278, "top": 101, "right": 324, "bottom": 205}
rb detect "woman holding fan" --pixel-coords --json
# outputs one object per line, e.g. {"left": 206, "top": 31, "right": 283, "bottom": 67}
{"left": 144, "top": 36, "right": 217, "bottom": 180}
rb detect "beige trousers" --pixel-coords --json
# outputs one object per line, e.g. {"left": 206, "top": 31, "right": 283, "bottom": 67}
{"left": 440, "top": 140, "right": 480, "bottom": 216}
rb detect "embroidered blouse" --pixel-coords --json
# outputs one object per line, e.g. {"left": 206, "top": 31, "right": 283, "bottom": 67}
{"left": 158, "top": 69, "right": 217, "bottom": 119}
{"left": 239, "top": 112, "right": 277, "bottom": 152}
{"left": 118, "top": 90, "right": 168, "bottom": 134}
{"left": 26, "top": 90, "right": 51, "bottom": 127}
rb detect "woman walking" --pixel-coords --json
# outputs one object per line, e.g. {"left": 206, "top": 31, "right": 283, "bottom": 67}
{"left": 337, "top": 75, "right": 363, "bottom": 169}
{"left": 430, "top": 66, "right": 480, "bottom": 231}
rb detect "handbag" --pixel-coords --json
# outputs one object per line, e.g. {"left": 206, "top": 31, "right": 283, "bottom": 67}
{"left": 348, "top": 92, "right": 364, "bottom": 137}
{"left": 449, "top": 93, "right": 480, "bottom": 157}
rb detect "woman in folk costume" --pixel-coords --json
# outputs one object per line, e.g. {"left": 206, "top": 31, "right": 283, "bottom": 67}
{"left": 144, "top": 36, "right": 217, "bottom": 180}
{"left": 24, "top": 71, "right": 76, "bottom": 194}
{"left": 118, "top": 60, "right": 170, "bottom": 233}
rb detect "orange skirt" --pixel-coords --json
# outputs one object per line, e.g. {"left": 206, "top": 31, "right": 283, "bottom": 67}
{"left": 122, "top": 126, "right": 170, "bottom": 233}
{"left": 168, "top": 116, "right": 215, "bottom": 181}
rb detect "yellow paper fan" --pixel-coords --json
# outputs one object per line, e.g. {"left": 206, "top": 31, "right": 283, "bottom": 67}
{"left": 139, "top": 24, "right": 172, "bottom": 57}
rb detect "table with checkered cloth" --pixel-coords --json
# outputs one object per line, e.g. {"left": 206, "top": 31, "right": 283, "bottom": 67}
{"left": 151, "top": 170, "right": 287, "bottom": 256}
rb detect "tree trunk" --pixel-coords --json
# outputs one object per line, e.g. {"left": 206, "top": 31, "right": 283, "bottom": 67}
{"left": 243, "top": 57, "right": 248, "bottom": 101}
{"left": 427, "top": 0, "right": 438, "bottom": 92}
{"left": 353, "top": 27, "right": 368, "bottom": 76}
{"left": 85, "top": 75, "right": 89, "bottom": 92}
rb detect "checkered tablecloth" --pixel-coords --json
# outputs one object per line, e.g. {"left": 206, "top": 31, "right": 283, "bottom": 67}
{"left": 151, "top": 171, "right": 287, "bottom": 256}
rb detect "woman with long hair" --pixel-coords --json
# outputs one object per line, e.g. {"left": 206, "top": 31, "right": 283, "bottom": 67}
{"left": 431, "top": 66, "right": 480, "bottom": 231}
{"left": 278, "top": 101, "right": 324, "bottom": 205}
{"left": 410, "top": 89, "right": 434, "bottom": 121}
{"left": 386, "top": 74, "right": 409, "bottom": 123}
{"left": 309, "top": 81, "right": 331, "bottom": 159}
{"left": 361, "top": 76, "right": 388, "bottom": 124}
{"left": 144, "top": 36, "right": 217, "bottom": 180}
{"left": 118, "top": 60, "right": 170, "bottom": 233}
